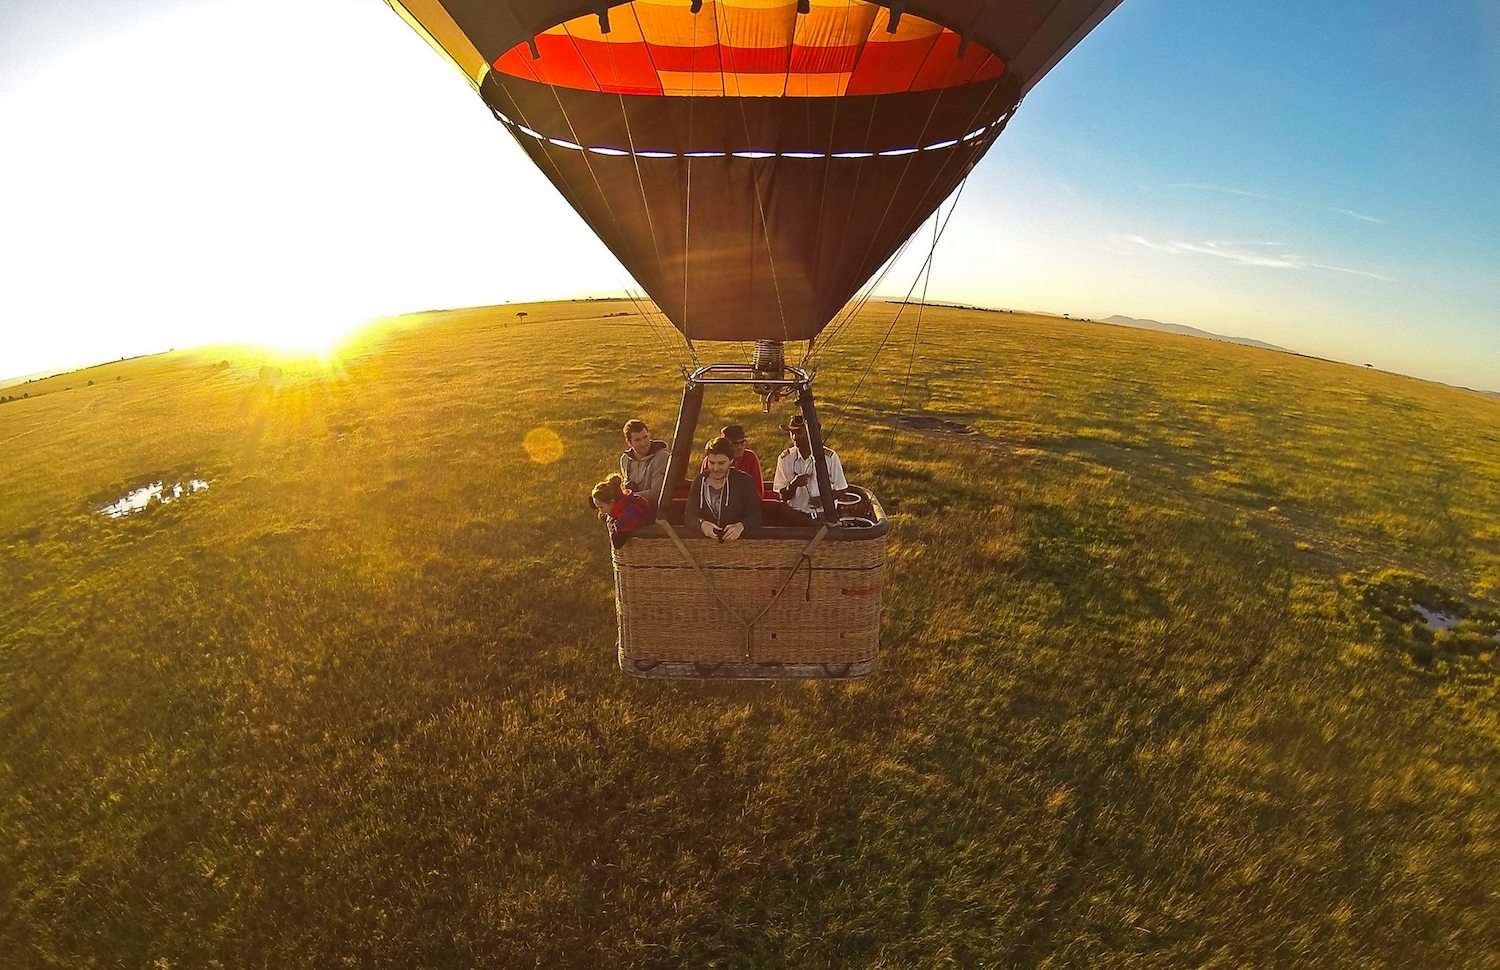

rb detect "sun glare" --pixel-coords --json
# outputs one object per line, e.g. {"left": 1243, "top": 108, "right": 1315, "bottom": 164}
{"left": 251, "top": 318, "right": 365, "bottom": 357}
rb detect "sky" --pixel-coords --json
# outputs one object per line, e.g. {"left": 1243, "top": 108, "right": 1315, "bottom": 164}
{"left": 2, "top": 0, "right": 1498, "bottom": 390}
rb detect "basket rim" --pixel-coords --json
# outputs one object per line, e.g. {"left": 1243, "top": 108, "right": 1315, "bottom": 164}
{"left": 631, "top": 485, "right": 889, "bottom": 542}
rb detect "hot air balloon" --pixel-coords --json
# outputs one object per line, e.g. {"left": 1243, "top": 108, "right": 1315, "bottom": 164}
{"left": 386, "top": 0, "right": 1122, "bottom": 679}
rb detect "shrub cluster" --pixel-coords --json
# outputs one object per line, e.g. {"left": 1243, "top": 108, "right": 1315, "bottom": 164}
{"left": 1348, "top": 568, "right": 1500, "bottom": 667}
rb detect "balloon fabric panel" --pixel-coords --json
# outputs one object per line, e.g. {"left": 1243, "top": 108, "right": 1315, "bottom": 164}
{"left": 490, "top": 0, "right": 1003, "bottom": 98}
{"left": 390, "top": 0, "right": 1123, "bottom": 341}
{"left": 396, "top": 0, "right": 1122, "bottom": 98}
{"left": 386, "top": 0, "right": 490, "bottom": 88}
{"left": 484, "top": 74, "right": 1014, "bottom": 340}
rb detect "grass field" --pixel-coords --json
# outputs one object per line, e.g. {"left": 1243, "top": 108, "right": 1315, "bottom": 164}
{"left": 2, "top": 300, "right": 1497, "bottom": 967}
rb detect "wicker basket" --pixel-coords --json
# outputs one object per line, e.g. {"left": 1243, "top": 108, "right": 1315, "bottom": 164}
{"left": 614, "top": 488, "right": 888, "bottom": 680}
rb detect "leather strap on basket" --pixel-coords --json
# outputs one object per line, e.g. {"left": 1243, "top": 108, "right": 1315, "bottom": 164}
{"left": 659, "top": 521, "right": 743, "bottom": 625}
{"left": 747, "top": 526, "right": 829, "bottom": 628}
{"left": 658, "top": 523, "right": 829, "bottom": 662}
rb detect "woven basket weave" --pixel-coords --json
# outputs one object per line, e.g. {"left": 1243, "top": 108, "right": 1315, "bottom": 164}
{"left": 614, "top": 491, "right": 887, "bottom": 680}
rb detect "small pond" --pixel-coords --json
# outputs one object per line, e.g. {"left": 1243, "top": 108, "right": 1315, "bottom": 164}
{"left": 99, "top": 479, "right": 209, "bottom": 518}
{"left": 898, "top": 416, "right": 975, "bottom": 435}
{"left": 1412, "top": 604, "right": 1460, "bottom": 632}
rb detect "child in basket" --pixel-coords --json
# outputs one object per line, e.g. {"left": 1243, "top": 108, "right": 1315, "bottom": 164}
{"left": 591, "top": 474, "right": 656, "bottom": 548}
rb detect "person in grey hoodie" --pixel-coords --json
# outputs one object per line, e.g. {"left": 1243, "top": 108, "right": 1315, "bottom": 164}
{"left": 619, "top": 418, "right": 670, "bottom": 502}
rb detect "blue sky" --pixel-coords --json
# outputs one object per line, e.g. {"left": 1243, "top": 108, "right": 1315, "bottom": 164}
{"left": 937, "top": 0, "right": 1500, "bottom": 387}
{"left": 1, "top": 0, "right": 1497, "bottom": 390}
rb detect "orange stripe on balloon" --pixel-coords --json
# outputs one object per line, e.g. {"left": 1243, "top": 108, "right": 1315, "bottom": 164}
{"left": 491, "top": 0, "right": 1000, "bottom": 96}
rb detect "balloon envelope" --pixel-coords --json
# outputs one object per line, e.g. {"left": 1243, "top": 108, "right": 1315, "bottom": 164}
{"left": 388, "top": 0, "right": 1122, "bottom": 342}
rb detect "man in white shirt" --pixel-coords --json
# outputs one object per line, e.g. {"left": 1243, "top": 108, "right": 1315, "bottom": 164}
{"left": 772, "top": 414, "right": 847, "bottom": 526}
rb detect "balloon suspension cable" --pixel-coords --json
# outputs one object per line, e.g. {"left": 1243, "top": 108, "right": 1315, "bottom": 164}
{"left": 628, "top": 287, "right": 692, "bottom": 380}
{"left": 806, "top": 88, "right": 1017, "bottom": 371}
{"left": 823, "top": 36, "right": 965, "bottom": 359}
{"left": 604, "top": 41, "right": 670, "bottom": 301}
{"left": 801, "top": 0, "right": 847, "bottom": 318}
{"left": 490, "top": 59, "right": 691, "bottom": 382}
{"left": 897, "top": 215, "right": 939, "bottom": 423}
{"left": 680, "top": 8, "right": 698, "bottom": 346}
{"left": 570, "top": 35, "right": 688, "bottom": 379}
{"left": 627, "top": 283, "right": 690, "bottom": 377}
{"left": 804, "top": 230, "right": 918, "bottom": 369}
{"left": 812, "top": 162, "right": 972, "bottom": 379}
{"left": 825, "top": 178, "right": 968, "bottom": 443}
{"left": 716, "top": 7, "right": 792, "bottom": 346}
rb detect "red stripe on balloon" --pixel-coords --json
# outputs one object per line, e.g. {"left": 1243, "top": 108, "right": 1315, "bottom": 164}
{"left": 645, "top": 43, "right": 723, "bottom": 73}
{"left": 570, "top": 37, "right": 663, "bottom": 93}
{"left": 720, "top": 45, "right": 791, "bottom": 74}
{"left": 790, "top": 43, "right": 860, "bottom": 74}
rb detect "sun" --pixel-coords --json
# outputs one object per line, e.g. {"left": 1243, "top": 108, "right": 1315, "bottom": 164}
{"left": 251, "top": 316, "right": 366, "bottom": 356}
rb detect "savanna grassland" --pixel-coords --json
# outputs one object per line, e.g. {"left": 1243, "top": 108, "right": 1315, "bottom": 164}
{"left": 2, "top": 301, "right": 1497, "bottom": 968}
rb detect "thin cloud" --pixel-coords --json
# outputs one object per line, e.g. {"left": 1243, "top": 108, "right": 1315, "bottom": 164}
{"left": 1115, "top": 234, "right": 1395, "bottom": 282}
{"left": 1168, "top": 181, "right": 1385, "bottom": 225}
{"left": 1304, "top": 261, "right": 1395, "bottom": 281}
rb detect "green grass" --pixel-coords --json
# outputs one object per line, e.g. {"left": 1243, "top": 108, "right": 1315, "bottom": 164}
{"left": 2, "top": 301, "right": 1498, "bottom": 967}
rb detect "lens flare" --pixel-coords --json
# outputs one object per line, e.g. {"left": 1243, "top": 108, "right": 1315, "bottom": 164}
{"left": 523, "top": 427, "right": 564, "bottom": 464}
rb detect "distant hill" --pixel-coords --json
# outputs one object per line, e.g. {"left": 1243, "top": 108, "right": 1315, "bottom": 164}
{"left": 0, "top": 369, "right": 59, "bottom": 391}
{"left": 1101, "top": 315, "right": 1290, "bottom": 353}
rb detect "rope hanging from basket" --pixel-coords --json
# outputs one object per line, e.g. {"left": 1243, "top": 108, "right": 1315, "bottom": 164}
{"left": 658, "top": 523, "right": 829, "bottom": 661}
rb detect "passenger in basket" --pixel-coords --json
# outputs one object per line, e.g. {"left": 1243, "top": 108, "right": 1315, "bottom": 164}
{"left": 721, "top": 424, "right": 766, "bottom": 497}
{"left": 773, "top": 414, "right": 848, "bottom": 526}
{"left": 591, "top": 474, "right": 656, "bottom": 549}
{"left": 619, "top": 418, "right": 669, "bottom": 502}
{"left": 685, "top": 436, "right": 762, "bottom": 541}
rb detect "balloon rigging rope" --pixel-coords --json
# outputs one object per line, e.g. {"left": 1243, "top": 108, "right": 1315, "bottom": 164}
{"left": 808, "top": 230, "right": 916, "bottom": 364}
{"left": 501, "top": 37, "right": 691, "bottom": 377}
{"left": 810, "top": 49, "right": 1010, "bottom": 370}
{"left": 804, "top": 0, "right": 853, "bottom": 350}
{"left": 807, "top": 87, "right": 1020, "bottom": 369}
{"left": 638, "top": 297, "right": 690, "bottom": 377}
{"left": 822, "top": 0, "right": 911, "bottom": 337}
{"left": 832, "top": 27, "right": 951, "bottom": 313}
{"left": 681, "top": 7, "right": 698, "bottom": 347}
{"left": 898, "top": 215, "right": 939, "bottom": 420}
{"left": 583, "top": 23, "right": 688, "bottom": 369}
{"left": 630, "top": 286, "right": 694, "bottom": 378}
{"left": 599, "top": 29, "right": 681, "bottom": 359}
{"left": 821, "top": 86, "right": 883, "bottom": 355}
{"left": 600, "top": 10, "right": 686, "bottom": 358}
{"left": 824, "top": 174, "right": 969, "bottom": 443}
{"left": 717, "top": 4, "right": 792, "bottom": 346}
{"left": 490, "top": 100, "right": 682, "bottom": 377}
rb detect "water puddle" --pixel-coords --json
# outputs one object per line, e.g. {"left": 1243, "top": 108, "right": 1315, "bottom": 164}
{"left": 99, "top": 479, "right": 209, "bottom": 518}
{"left": 1413, "top": 604, "right": 1461, "bottom": 632}
{"left": 898, "top": 416, "right": 975, "bottom": 435}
